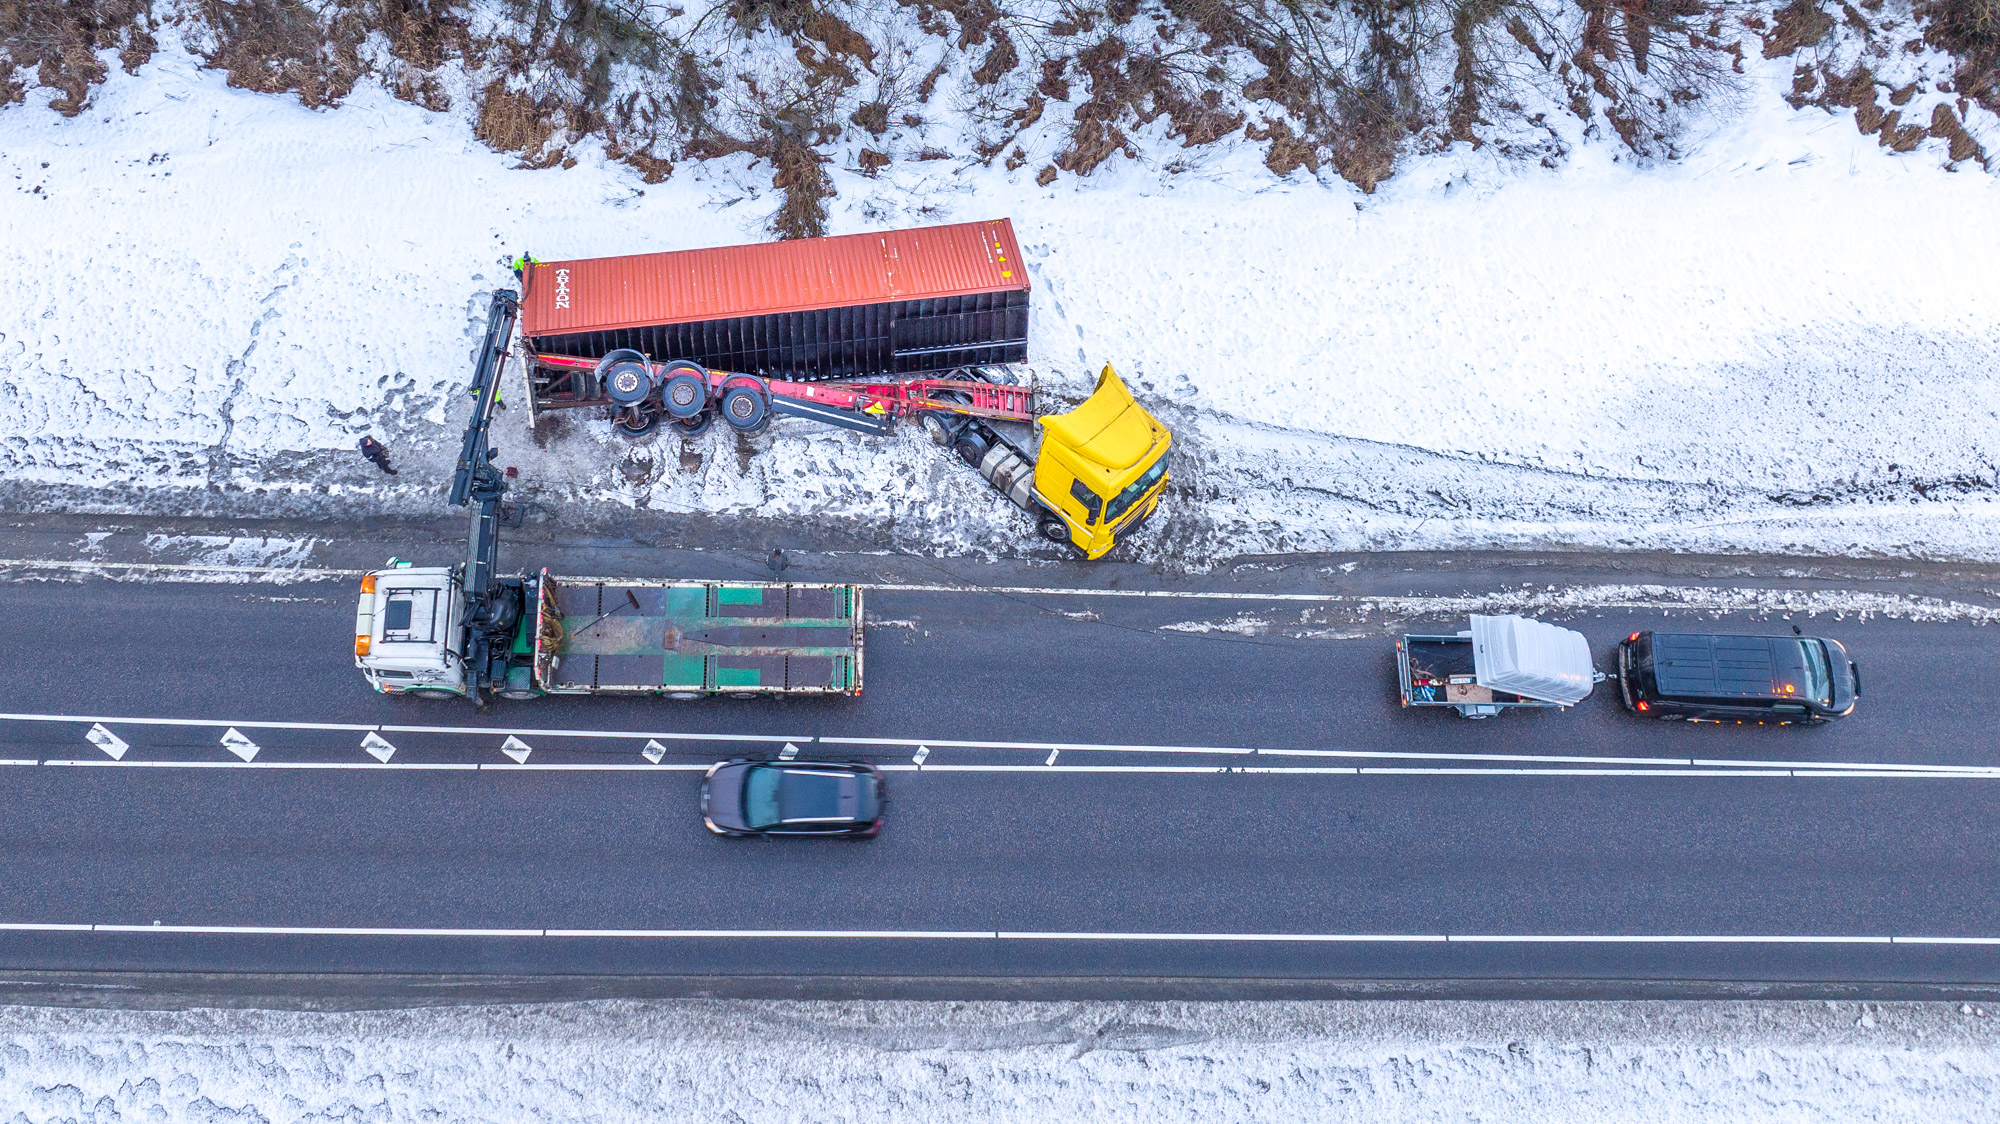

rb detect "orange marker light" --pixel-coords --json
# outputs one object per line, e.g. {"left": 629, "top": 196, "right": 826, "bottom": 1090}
{"left": 360, "top": 574, "right": 377, "bottom": 594}
{"left": 1636, "top": 700, "right": 1649, "bottom": 711}
{"left": 354, "top": 635, "right": 371, "bottom": 657}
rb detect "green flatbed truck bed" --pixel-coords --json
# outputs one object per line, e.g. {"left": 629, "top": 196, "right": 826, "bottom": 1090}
{"left": 530, "top": 571, "right": 863, "bottom": 697}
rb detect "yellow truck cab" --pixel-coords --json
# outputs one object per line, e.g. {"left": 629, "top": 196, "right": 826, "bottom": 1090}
{"left": 1031, "top": 365, "right": 1172, "bottom": 559}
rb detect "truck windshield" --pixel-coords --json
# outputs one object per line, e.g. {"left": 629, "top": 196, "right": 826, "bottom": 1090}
{"left": 1102, "top": 451, "right": 1169, "bottom": 525}
{"left": 742, "top": 766, "right": 783, "bottom": 829}
{"left": 1799, "top": 640, "right": 1833, "bottom": 707}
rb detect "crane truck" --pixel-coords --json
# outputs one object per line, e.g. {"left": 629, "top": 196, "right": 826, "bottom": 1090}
{"left": 352, "top": 291, "right": 865, "bottom": 704}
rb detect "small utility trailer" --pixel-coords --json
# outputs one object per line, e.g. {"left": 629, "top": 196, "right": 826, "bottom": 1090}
{"left": 1397, "top": 614, "right": 1599, "bottom": 718}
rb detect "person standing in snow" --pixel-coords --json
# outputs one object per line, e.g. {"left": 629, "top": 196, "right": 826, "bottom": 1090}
{"left": 357, "top": 436, "right": 398, "bottom": 476}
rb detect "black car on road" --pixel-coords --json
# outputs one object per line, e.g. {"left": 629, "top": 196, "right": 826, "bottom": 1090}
{"left": 701, "top": 759, "right": 884, "bottom": 838}
{"left": 1618, "top": 630, "right": 1859, "bottom": 724}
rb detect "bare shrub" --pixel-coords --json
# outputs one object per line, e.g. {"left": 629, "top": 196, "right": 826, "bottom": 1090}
{"left": 476, "top": 79, "right": 562, "bottom": 162}
{"left": 199, "top": 0, "right": 364, "bottom": 109}
{"left": 768, "top": 119, "right": 833, "bottom": 237}
{"left": 0, "top": 0, "right": 153, "bottom": 114}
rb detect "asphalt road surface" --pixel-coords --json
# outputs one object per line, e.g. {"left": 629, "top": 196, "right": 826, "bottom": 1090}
{"left": 1, "top": 572, "right": 1996, "bottom": 992}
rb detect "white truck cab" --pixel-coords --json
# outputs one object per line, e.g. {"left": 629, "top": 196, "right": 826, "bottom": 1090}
{"left": 354, "top": 566, "right": 469, "bottom": 697}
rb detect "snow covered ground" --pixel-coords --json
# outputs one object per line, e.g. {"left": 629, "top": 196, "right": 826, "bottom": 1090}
{"left": 3, "top": 31, "right": 1998, "bottom": 565}
{"left": 1, "top": 998, "right": 1995, "bottom": 1122}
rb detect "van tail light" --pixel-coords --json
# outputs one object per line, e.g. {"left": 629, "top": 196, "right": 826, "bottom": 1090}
{"left": 1636, "top": 700, "right": 1649, "bottom": 712}
{"left": 1627, "top": 632, "right": 1640, "bottom": 643}
{"left": 355, "top": 635, "right": 371, "bottom": 657}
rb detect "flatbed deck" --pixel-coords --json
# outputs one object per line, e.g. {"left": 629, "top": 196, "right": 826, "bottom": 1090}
{"left": 531, "top": 574, "right": 862, "bottom": 696}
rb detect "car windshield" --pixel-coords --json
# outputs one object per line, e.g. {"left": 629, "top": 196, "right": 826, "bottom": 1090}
{"left": 1102, "top": 451, "right": 1169, "bottom": 524}
{"left": 1798, "top": 640, "right": 1834, "bottom": 706}
{"left": 742, "top": 766, "right": 783, "bottom": 829}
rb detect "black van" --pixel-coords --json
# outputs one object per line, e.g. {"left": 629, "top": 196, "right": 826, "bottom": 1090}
{"left": 1617, "top": 631, "right": 1859, "bottom": 724}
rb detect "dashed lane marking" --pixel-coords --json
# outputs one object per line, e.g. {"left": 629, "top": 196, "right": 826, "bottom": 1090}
{"left": 2, "top": 713, "right": 1997, "bottom": 778}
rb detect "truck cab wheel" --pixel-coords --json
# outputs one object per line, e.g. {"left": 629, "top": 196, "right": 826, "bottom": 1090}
{"left": 408, "top": 688, "right": 459, "bottom": 700}
{"left": 919, "top": 412, "right": 954, "bottom": 447}
{"left": 495, "top": 688, "right": 538, "bottom": 701}
{"left": 1036, "top": 515, "right": 1070, "bottom": 544}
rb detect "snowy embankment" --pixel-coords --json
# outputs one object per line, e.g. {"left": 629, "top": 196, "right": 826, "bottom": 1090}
{"left": 0, "top": 999, "right": 1995, "bottom": 1121}
{"left": 3, "top": 35, "right": 1998, "bottom": 565}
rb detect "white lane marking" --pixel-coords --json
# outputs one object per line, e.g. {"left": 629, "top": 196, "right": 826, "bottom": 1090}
{"left": 41, "top": 759, "right": 480, "bottom": 770}
{"left": 0, "top": 922, "right": 1990, "bottom": 945}
{"left": 12, "top": 713, "right": 1994, "bottom": 777}
{"left": 912, "top": 745, "right": 929, "bottom": 767}
{"left": 4, "top": 758, "right": 1991, "bottom": 779}
{"left": 500, "top": 736, "right": 533, "bottom": 764}
{"left": 219, "top": 728, "right": 260, "bottom": 762}
{"left": 642, "top": 739, "right": 667, "bottom": 764}
{"left": 8, "top": 555, "right": 1994, "bottom": 621}
{"left": 824, "top": 735, "right": 1253, "bottom": 755}
{"left": 544, "top": 929, "right": 995, "bottom": 940}
{"left": 823, "top": 737, "right": 2000, "bottom": 776}
{"left": 919, "top": 765, "right": 1231, "bottom": 774}
{"left": 779, "top": 742, "right": 800, "bottom": 761}
{"left": 85, "top": 723, "right": 128, "bottom": 760}
{"left": 361, "top": 732, "right": 397, "bottom": 763}
{"left": 1045, "top": 749, "right": 1060, "bottom": 766}
{"left": 0, "top": 712, "right": 378, "bottom": 732}
{"left": 481, "top": 763, "right": 710, "bottom": 772}
{"left": 379, "top": 724, "right": 804, "bottom": 743}
{"left": 0, "top": 713, "right": 802, "bottom": 743}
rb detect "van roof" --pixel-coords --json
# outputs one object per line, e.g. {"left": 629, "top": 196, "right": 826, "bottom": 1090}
{"left": 1651, "top": 633, "right": 1811, "bottom": 700}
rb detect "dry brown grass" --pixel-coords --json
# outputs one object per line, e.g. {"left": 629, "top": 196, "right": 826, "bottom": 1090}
{"left": 198, "top": 0, "right": 362, "bottom": 109}
{"left": 0, "top": 0, "right": 153, "bottom": 114}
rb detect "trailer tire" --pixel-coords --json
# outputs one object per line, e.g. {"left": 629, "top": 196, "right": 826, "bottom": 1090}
{"left": 613, "top": 403, "right": 663, "bottom": 442}
{"left": 1037, "top": 514, "right": 1070, "bottom": 544}
{"left": 667, "top": 691, "right": 702, "bottom": 700}
{"left": 919, "top": 412, "right": 954, "bottom": 446}
{"left": 661, "top": 366, "right": 708, "bottom": 418}
{"left": 719, "top": 382, "right": 769, "bottom": 432}
{"left": 673, "top": 409, "right": 713, "bottom": 437}
{"left": 496, "top": 688, "right": 538, "bottom": 701}
{"left": 597, "top": 349, "right": 654, "bottom": 407}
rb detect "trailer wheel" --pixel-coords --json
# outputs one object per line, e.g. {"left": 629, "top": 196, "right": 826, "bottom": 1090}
{"left": 666, "top": 691, "right": 702, "bottom": 700}
{"left": 1037, "top": 514, "right": 1070, "bottom": 544}
{"left": 919, "top": 412, "right": 954, "bottom": 447}
{"left": 673, "top": 409, "right": 713, "bottom": 437}
{"left": 496, "top": 688, "right": 538, "bottom": 701}
{"left": 613, "top": 403, "right": 663, "bottom": 442}
{"left": 661, "top": 366, "right": 708, "bottom": 418}
{"left": 720, "top": 383, "right": 769, "bottom": 431}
